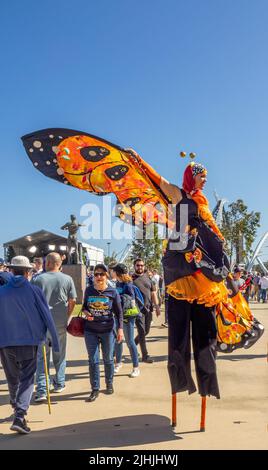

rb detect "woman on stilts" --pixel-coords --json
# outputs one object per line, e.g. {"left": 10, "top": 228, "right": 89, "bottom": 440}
{"left": 126, "top": 151, "right": 229, "bottom": 431}
{"left": 22, "top": 128, "right": 264, "bottom": 432}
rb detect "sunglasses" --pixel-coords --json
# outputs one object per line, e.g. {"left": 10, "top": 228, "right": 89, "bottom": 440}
{"left": 94, "top": 272, "right": 106, "bottom": 277}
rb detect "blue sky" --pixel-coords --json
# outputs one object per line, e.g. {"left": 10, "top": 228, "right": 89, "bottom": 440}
{"left": 1, "top": 0, "right": 268, "bottom": 260}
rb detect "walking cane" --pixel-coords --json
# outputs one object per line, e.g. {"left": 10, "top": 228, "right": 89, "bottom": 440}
{"left": 171, "top": 393, "right": 177, "bottom": 428}
{"left": 42, "top": 344, "right": 51, "bottom": 415}
{"left": 200, "top": 396, "right": 206, "bottom": 432}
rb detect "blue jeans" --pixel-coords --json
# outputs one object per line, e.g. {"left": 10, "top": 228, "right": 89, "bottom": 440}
{"left": 115, "top": 318, "right": 139, "bottom": 368}
{"left": 260, "top": 288, "right": 267, "bottom": 302}
{"left": 36, "top": 328, "right": 67, "bottom": 396}
{"left": 0, "top": 346, "right": 37, "bottom": 418}
{"left": 84, "top": 329, "right": 115, "bottom": 391}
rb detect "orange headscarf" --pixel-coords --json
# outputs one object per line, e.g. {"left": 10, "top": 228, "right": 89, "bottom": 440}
{"left": 182, "top": 162, "right": 225, "bottom": 241}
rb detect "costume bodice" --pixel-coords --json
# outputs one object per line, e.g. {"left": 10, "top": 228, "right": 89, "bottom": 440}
{"left": 167, "top": 189, "right": 200, "bottom": 246}
{"left": 163, "top": 189, "right": 229, "bottom": 287}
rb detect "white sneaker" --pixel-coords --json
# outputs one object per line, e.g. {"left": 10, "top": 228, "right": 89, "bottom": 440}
{"left": 53, "top": 385, "right": 66, "bottom": 393}
{"left": 114, "top": 363, "right": 122, "bottom": 373}
{"left": 130, "top": 368, "right": 140, "bottom": 378}
{"left": 34, "top": 394, "right": 47, "bottom": 402}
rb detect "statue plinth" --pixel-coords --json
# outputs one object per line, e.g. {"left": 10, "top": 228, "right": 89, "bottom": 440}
{"left": 62, "top": 264, "right": 86, "bottom": 304}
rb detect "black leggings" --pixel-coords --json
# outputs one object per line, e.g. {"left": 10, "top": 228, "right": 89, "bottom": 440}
{"left": 135, "top": 308, "right": 152, "bottom": 359}
{"left": 168, "top": 297, "right": 220, "bottom": 399}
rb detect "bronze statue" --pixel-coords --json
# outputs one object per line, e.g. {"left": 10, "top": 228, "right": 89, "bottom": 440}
{"left": 61, "top": 215, "right": 83, "bottom": 264}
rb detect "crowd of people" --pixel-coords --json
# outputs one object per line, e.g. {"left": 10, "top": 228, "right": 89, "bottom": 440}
{"left": 0, "top": 249, "right": 266, "bottom": 435}
{"left": 232, "top": 266, "right": 268, "bottom": 303}
{"left": 0, "top": 254, "right": 162, "bottom": 433}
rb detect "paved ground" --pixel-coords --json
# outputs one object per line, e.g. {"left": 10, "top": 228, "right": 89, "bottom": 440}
{"left": 0, "top": 302, "right": 267, "bottom": 450}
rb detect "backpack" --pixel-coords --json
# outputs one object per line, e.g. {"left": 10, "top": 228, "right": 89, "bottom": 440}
{"left": 132, "top": 285, "right": 144, "bottom": 310}
{"left": 120, "top": 283, "right": 143, "bottom": 319}
{"left": 121, "top": 293, "right": 140, "bottom": 318}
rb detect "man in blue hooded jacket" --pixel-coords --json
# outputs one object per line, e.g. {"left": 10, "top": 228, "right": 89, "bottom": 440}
{"left": 0, "top": 256, "right": 59, "bottom": 434}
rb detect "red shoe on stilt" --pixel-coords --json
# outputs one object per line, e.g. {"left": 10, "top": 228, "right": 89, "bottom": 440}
{"left": 200, "top": 396, "right": 207, "bottom": 432}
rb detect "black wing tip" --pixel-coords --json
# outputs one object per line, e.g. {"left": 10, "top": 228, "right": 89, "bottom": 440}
{"left": 21, "top": 128, "right": 124, "bottom": 151}
{"left": 21, "top": 128, "right": 71, "bottom": 141}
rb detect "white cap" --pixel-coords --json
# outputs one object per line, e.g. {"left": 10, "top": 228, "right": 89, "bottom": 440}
{"left": 10, "top": 256, "right": 33, "bottom": 269}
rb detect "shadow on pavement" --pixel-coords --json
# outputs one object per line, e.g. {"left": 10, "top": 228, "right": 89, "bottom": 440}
{"left": 217, "top": 354, "right": 267, "bottom": 361}
{"left": 65, "top": 371, "right": 89, "bottom": 381}
{"left": 66, "top": 360, "right": 89, "bottom": 367}
{"left": 175, "top": 430, "right": 202, "bottom": 435}
{"left": 146, "top": 336, "right": 168, "bottom": 342}
{"left": 0, "top": 394, "right": 10, "bottom": 407}
{"left": 0, "top": 414, "right": 14, "bottom": 424}
{"left": 146, "top": 355, "right": 168, "bottom": 363}
{"left": 32, "top": 391, "right": 89, "bottom": 404}
{"left": 0, "top": 414, "right": 181, "bottom": 450}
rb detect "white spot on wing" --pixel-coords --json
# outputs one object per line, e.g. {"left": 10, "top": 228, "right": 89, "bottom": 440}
{"left": 33, "top": 141, "right": 42, "bottom": 148}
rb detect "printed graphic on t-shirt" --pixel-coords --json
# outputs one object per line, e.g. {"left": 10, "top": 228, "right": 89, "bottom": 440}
{"left": 86, "top": 296, "right": 110, "bottom": 318}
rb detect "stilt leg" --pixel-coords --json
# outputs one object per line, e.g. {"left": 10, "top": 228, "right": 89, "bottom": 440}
{"left": 172, "top": 393, "right": 177, "bottom": 428}
{"left": 200, "top": 396, "right": 206, "bottom": 432}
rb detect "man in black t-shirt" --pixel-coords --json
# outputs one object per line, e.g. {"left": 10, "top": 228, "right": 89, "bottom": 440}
{"left": 132, "top": 258, "right": 160, "bottom": 363}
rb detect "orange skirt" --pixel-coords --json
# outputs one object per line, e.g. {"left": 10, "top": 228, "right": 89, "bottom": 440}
{"left": 166, "top": 271, "right": 229, "bottom": 307}
{"left": 229, "top": 291, "right": 253, "bottom": 323}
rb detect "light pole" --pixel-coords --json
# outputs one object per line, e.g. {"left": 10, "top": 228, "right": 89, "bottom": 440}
{"left": 107, "top": 242, "right": 111, "bottom": 259}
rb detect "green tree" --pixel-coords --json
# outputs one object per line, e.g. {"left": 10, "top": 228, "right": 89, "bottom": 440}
{"left": 131, "top": 224, "right": 162, "bottom": 271}
{"left": 104, "top": 251, "right": 117, "bottom": 266}
{"left": 221, "top": 199, "right": 260, "bottom": 264}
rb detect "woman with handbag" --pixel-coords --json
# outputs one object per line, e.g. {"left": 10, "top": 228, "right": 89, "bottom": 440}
{"left": 113, "top": 263, "right": 141, "bottom": 378}
{"left": 82, "top": 263, "right": 123, "bottom": 402}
